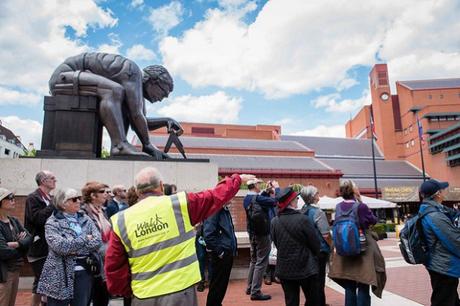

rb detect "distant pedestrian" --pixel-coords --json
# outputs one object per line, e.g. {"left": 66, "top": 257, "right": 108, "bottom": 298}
{"left": 204, "top": 202, "right": 237, "bottom": 306}
{"left": 329, "top": 180, "right": 386, "bottom": 306}
{"left": 106, "top": 185, "right": 128, "bottom": 218}
{"left": 418, "top": 179, "right": 460, "bottom": 306}
{"left": 24, "top": 170, "right": 57, "bottom": 306}
{"left": 0, "top": 188, "right": 32, "bottom": 306}
{"left": 126, "top": 186, "right": 138, "bottom": 207}
{"left": 271, "top": 187, "right": 320, "bottom": 306}
{"left": 300, "top": 185, "right": 331, "bottom": 306}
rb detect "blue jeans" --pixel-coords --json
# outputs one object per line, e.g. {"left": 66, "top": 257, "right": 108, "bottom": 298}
{"left": 343, "top": 280, "right": 370, "bottom": 306}
{"left": 196, "top": 237, "right": 212, "bottom": 281}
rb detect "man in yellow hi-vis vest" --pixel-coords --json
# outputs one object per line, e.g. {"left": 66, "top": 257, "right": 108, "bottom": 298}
{"left": 105, "top": 167, "right": 254, "bottom": 305}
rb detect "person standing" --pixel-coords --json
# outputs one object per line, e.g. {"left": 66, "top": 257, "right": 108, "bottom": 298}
{"left": 81, "top": 182, "right": 111, "bottom": 306}
{"left": 106, "top": 185, "right": 129, "bottom": 218}
{"left": 0, "top": 188, "right": 32, "bottom": 306}
{"left": 24, "top": 170, "right": 57, "bottom": 306}
{"left": 105, "top": 167, "right": 254, "bottom": 305}
{"left": 271, "top": 187, "right": 320, "bottom": 306}
{"left": 244, "top": 178, "right": 279, "bottom": 301}
{"left": 300, "top": 185, "right": 331, "bottom": 306}
{"left": 418, "top": 179, "right": 460, "bottom": 306}
{"left": 37, "top": 188, "right": 102, "bottom": 306}
{"left": 203, "top": 203, "right": 237, "bottom": 306}
{"left": 329, "top": 180, "right": 386, "bottom": 306}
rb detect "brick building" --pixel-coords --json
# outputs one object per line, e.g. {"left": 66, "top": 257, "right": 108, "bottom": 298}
{"left": 346, "top": 64, "right": 460, "bottom": 188}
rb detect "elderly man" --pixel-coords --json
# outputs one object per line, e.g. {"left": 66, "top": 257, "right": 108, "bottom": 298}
{"left": 105, "top": 167, "right": 253, "bottom": 305}
{"left": 24, "top": 170, "right": 57, "bottom": 306}
{"left": 49, "top": 53, "right": 173, "bottom": 158}
{"left": 106, "top": 185, "right": 129, "bottom": 218}
{"left": 419, "top": 179, "right": 460, "bottom": 306}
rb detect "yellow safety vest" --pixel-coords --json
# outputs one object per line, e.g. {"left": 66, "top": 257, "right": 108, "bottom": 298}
{"left": 111, "top": 192, "right": 200, "bottom": 299}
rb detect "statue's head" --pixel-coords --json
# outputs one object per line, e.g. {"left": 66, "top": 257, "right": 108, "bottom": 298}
{"left": 142, "top": 65, "right": 174, "bottom": 103}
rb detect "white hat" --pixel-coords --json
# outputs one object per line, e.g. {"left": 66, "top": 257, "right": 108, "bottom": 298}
{"left": 247, "top": 178, "right": 264, "bottom": 185}
{"left": 0, "top": 188, "right": 13, "bottom": 202}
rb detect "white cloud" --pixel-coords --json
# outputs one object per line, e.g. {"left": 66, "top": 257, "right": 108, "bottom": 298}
{"left": 148, "top": 1, "right": 184, "bottom": 37}
{"left": 292, "top": 125, "right": 345, "bottom": 138}
{"left": 313, "top": 90, "right": 371, "bottom": 113}
{"left": 126, "top": 44, "right": 156, "bottom": 61}
{"left": 0, "top": 0, "right": 117, "bottom": 95}
{"left": 0, "top": 86, "right": 42, "bottom": 106}
{"left": 0, "top": 116, "right": 43, "bottom": 148}
{"left": 160, "top": 0, "right": 460, "bottom": 98}
{"left": 96, "top": 33, "right": 122, "bottom": 54}
{"left": 131, "top": 0, "right": 144, "bottom": 8}
{"left": 152, "top": 91, "right": 242, "bottom": 123}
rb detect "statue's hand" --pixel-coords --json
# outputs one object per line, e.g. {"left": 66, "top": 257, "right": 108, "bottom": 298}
{"left": 143, "top": 144, "right": 170, "bottom": 160}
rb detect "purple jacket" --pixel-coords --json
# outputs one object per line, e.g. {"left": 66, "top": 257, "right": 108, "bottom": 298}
{"left": 337, "top": 200, "right": 377, "bottom": 229}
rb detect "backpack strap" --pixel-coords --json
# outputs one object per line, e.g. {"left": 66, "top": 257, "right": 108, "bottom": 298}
{"left": 416, "top": 207, "right": 439, "bottom": 248}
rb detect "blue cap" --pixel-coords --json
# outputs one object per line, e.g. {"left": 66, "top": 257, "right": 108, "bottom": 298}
{"left": 419, "top": 179, "right": 449, "bottom": 198}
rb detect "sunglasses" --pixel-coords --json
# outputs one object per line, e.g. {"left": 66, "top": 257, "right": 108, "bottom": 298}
{"left": 69, "top": 197, "right": 81, "bottom": 203}
{"left": 6, "top": 194, "right": 15, "bottom": 201}
{"left": 97, "top": 190, "right": 110, "bottom": 194}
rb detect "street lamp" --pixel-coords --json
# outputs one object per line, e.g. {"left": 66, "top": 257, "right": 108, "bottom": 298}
{"left": 410, "top": 106, "right": 427, "bottom": 182}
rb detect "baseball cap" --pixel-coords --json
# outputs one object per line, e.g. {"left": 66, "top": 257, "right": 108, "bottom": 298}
{"left": 247, "top": 178, "right": 264, "bottom": 185}
{"left": 419, "top": 179, "right": 449, "bottom": 198}
{"left": 276, "top": 187, "right": 298, "bottom": 212}
{"left": 0, "top": 188, "right": 13, "bottom": 202}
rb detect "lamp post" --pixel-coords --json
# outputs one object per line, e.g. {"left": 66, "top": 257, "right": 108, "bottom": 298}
{"left": 410, "top": 108, "right": 427, "bottom": 182}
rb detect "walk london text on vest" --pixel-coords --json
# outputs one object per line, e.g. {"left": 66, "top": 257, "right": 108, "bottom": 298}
{"left": 135, "top": 214, "right": 170, "bottom": 238}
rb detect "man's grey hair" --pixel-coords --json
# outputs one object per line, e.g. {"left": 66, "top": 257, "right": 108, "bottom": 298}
{"left": 35, "top": 170, "right": 52, "bottom": 186}
{"left": 300, "top": 185, "right": 318, "bottom": 205}
{"left": 135, "top": 167, "right": 163, "bottom": 194}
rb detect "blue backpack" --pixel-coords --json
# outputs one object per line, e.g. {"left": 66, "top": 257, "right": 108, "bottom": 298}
{"left": 333, "top": 201, "right": 363, "bottom": 256}
{"left": 302, "top": 205, "right": 331, "bottom": 254}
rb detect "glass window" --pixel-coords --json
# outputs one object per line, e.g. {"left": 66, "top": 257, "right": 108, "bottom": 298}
{"left": 409, "top": 125, "right": 413, "bottom": 132}
{"left": 411, "top": 139, "right": 415, "bottom": 147}
{"left": 4, "top": 148, "right": 10, "bottom": 155}
{"left": 406, "top": 142, "right": 410, "bottom": 148}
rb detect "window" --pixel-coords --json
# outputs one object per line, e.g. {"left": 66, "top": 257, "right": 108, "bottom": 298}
{"left": 429, "top": 117, "right": 439, "bottom": 122}
{"left": 411, "top": 139, "right": 415, "bottom": 147}
{"left": 406, "top": 142, "right": 410, "bottom": 148}
{"left": 4, "top": 148, "right": 10, "bottom": 155}
{"left": 440, "top": 94, "right": 444, "bottom": 99}
{"left": 191, "top": 127, "right": 215, "bottom": 135}
{"left": 447, "top": 116, "right": 455, "bottom": 121}
{"left": 404, "top": 128, "right": 407, "bottom": 135}
{"left": 439, "top": 116, "right": 447, "bottom": 121}
{"left": 409, "top": 125, "right": 413, "bottom": 132}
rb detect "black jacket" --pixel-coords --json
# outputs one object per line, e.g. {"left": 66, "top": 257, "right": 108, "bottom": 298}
{"left": 271, "top": 208, "right": 320, "bottom": 280}
{"left": 24, "top": 189, "right": 54, "bottom": 258}
{"left": 203, "top": 206, "right": 237, "bottom": 256}
{"left": 0, "top": 216, "right": 32, "bottom": 282}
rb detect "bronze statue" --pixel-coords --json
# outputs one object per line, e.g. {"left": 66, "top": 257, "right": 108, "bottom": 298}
{"left": 49, "top": 52, "right": 180, "bottom": 159}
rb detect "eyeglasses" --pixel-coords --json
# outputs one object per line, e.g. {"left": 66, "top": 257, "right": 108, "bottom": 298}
{"left": 69, "top": 197, "right": 81, "bottom": 203}
{"left": 98, "top": 190, "right": 110, "bottom": 194}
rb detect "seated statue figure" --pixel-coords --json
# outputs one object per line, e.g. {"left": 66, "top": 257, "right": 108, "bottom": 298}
{"left": 49, "top": 52, "right": 174, "bottom": 159}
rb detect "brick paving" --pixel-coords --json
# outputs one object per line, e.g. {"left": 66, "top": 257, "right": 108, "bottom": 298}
{"left": 15, "top": 239, "right": 460, "bottom": 306}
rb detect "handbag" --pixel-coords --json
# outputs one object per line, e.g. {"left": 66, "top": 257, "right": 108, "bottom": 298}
{"left": 82, "top": 253, "right": 102, "bottom": 276}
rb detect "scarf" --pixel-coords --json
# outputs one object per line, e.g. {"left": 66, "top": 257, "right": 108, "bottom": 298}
{"left": 86, "top": 203, "right": 111, "bottom": 242}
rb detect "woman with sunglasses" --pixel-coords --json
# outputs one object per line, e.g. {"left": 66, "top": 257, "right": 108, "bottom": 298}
{"left": 0, "top": 188, "right": 32, "bottom": 306}
{"left": 81, "top": 182, "right": 112, "bottom": 306}
{"left": 37, "top": 188, "right": 101, "bottom": 306}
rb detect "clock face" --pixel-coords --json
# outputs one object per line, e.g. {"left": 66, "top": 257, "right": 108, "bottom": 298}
{"left": 380, "top": 93, "right": 390, "bottom": 101}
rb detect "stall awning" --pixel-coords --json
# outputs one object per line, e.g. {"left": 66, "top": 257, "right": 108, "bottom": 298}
{"left": 297, "top": 195, "right": 397, "bottom": 210}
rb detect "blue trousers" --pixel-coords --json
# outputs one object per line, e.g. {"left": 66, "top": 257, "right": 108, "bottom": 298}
{"left": 343, "top": 280, "right": 370, "bottom": 306}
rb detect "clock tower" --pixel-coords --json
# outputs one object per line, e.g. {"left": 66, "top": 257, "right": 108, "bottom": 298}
{"left": 369, "top": 64, "right": 402, "bottom": 159}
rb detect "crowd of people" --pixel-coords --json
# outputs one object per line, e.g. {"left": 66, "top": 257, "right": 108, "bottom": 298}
{"left": 0, "top": 168, "right": 459, "bottom": 306}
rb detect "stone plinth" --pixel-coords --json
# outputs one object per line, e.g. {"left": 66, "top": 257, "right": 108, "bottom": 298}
{"left": 0, "top": 158, "right": 217, "bottom": 196}
{"left": 37, "top": 95, "right": 103, "bottom": 158}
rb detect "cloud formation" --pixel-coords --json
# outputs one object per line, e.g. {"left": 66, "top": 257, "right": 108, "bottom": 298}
{"left": 152, "top": 91, "right": 242, "bottom": 123}
{"left": 0, "top": 116, "right": 43, "bottom": 148}
{"left": 148, "top": 1, "right": 184, "bottom": 37}
{"left": 126, "top": 44, "right": 157, "bottom": 61}
{"left": 313, "top": 90, "right": 371, "bottom": 113}
{"left": 292, "top": 125, "right": 345, "bottom": 138}
{"left": 160, "top": 0, "right": 460, "bottom": 99}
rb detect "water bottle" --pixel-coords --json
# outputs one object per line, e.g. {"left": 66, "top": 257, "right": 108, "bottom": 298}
{"left": 359, "top": 229, "right": 367, "bottom": 253}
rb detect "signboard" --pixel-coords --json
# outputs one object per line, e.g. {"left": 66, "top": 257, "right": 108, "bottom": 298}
{"left": 382, "top": 186, "right": 419, "bottom": 202}
{"left": 383, "top": 186, "right": 460, "bottom": 202}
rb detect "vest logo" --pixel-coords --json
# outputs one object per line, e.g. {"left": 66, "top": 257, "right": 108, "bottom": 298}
{"left": 135, "top": 214, "right": 169, "bottom": 238}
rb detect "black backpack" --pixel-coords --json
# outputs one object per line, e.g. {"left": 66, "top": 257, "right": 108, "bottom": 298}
{"left": 247, "top": 195, "right": 270, "bottom": 236}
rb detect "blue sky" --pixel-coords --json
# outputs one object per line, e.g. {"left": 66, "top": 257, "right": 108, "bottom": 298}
{"left": 1, "top": 0, "right": 459, "bottom": 148}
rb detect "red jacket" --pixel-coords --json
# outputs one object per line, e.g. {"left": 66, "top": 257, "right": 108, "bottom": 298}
{"left": 104, "top": 174, "right": 242, "bottom": 296}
